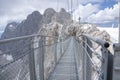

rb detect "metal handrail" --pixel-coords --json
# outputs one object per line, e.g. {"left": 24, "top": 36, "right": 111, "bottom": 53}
{"left": 81, "top": 34, "right": 110, "bottom": 48}
{"left": 0, "top": 34, "right": 56, "bottom": 44}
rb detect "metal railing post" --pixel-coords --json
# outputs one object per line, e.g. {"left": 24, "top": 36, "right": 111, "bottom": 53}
{"left": 107, "top": 50, "right": 113, "bottom": 80}
{"left": 82, "top": 36, "right": 87, "bottom": 80}
{"left": 35, "top": 36, "right": 45, "bottom": 80}
{"left": 101, "top": 47, "right": 108, "bottom": 80}
{"left": 60, "top": 37, "right": 62, "bottom": 55}
{"left": 29, "top": 36, "right": 44, "bottom": 80}
{"left": 86, "top": 38, "right": 92, "bottom": 80}
{"left": 29, "top": 38, "right": 37, "bottom": 80}
{"left": 54, "top": 36, "right": 57, "bottom": 64}
{"left": 39, "top": 36, "right": 44, "bottom": 80}
{"left": 113, "top": 43, "right": 120, "bottom": 80}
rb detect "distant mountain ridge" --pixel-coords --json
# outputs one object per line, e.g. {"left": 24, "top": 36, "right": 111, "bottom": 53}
{"left": 0, "top": 8, "right": 71, "bottom": 59}
{"left": 1, "top": 11, "right": 42, "bottom": 39}
{"left": 1, "top": 8, "right": 71, "bottom": 39}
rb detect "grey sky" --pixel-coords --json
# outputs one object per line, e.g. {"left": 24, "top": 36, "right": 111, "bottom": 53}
{"left": 0, "top": 0, "right": 68, "bottom": 28}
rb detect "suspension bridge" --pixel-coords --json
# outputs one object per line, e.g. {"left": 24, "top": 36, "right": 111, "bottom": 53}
{"left": 0, "top": 33, "right": 119, "bottom": 80}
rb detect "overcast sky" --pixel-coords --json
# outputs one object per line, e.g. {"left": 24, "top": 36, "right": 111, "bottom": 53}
{"left": 0, "top": 0, "right": 119, "bottom": 31}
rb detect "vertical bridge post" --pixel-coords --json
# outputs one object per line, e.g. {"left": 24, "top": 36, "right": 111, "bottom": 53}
{"left": 29, "top": 36, "right": 44, "bottom": 80}
{"left": 101, "top": 46, "right": 109, "bottom": 80}
{"left": 54, "top": 36, "right": 57, "bottom": 64}
{"left": 29, "top": 37, "right": 37, "bottom": 80}
{"left": 39, "top": 36, "right": 44, "bottom": 80}
{"left": 113, "top": 44, "right": 120, "bottom": 80}
{"left": 60, "top": 36, "right": 62, "bottom": 55}
{"left": 82, "top": 36, "right": 87, "bottom": 80}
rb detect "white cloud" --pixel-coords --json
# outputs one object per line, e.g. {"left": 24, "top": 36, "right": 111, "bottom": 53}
{"left": 73, "top": 2, "right": 119, "bottom": 24}
{"left": 78, "top": 0, "right": 103, "bottom": 4}
{"left": 87, "top": 3, "right": 119, "bottom": 23}
{"left": 73, "top": 3, "right": 99, "bottom": 22}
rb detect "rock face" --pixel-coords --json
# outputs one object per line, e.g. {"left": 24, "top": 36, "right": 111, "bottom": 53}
{"left": 42, "top": 8, "right": 56, "bottom": 24}
{"left": 1, "top": 11, "right": 42, "bottom": 39}
{"left": 52, "top": 8, "right": 71, "bottom": 25}
{"left": 0, "top": 11, "right": 43, "bottom": 59}
{"left": 16, "top": 11, "right": 43, "bottom": 36}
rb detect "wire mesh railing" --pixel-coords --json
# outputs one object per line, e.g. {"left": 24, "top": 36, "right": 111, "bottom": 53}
{"left": 74, "top": 34, "right": 111, "bottom": 80}
{"left": 0, "top": 35, "right": 34, "bottom": 80}
{"left": 0, "top": 34, "right": 70, "bottom": 80}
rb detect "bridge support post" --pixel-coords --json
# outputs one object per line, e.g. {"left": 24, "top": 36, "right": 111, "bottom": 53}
{"left": 60, "top": 37, "right": 62, "bottom": 55}
{"left": 113, "top": 44, "right": 120, "bottom": 80}
{"left": 82, "top": 36, "right": 87, "bottom": 80}
{"left": 101, "top": 47, "right": 109, "bottom": 80}
{"left": 29, "top": 37, "right": 37, "bottom": 80}
{"left": 29, "top": 36, "right": 44, "bottom": 80}
{"left": 54, "top": 36, "right": 57, "bottom": 64}
{"left": 38, "top": 36, "right": 44, "bottom": 80}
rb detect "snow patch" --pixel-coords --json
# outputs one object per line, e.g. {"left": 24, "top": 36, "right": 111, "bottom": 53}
{"left": 9, "top": 25, "right": 13, "bottom": 28}
{"left": 3, "top": 54, "right": 13, "bottom": 61}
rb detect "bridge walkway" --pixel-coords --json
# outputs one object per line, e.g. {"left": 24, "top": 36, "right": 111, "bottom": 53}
{"left": 48, "top": 37, "right": 79, "bottom": 80}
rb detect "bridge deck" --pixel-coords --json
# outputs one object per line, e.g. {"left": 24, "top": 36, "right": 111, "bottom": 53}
{"left": 48, "top": 37, "right": 78, "bottom": 80}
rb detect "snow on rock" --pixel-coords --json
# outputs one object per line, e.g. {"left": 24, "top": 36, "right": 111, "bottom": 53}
{"left": 3, "top": 54, "right": 13, "bottom": 61}
{"left": 98, "top": 27, "right": 119, "bottom": 43}
{"left": 80, "top": 24, "right": 110, "bottom": 42}
{"left": 64, "top": 23, "right": 111, "bottom": 42}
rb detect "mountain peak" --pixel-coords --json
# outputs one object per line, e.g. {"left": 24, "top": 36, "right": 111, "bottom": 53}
{"left": 42, "top": 8, "right": 56, "bottom": 24}
{"left": 44, "top": 8, "right": 56, "bottom": 16}
{"left": 27, "top": 11, "right": 42, "bottom": 20}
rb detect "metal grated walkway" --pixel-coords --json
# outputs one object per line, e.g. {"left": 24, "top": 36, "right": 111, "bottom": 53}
{"left": 48, "top": 37, "right": 78, "bottom": 80}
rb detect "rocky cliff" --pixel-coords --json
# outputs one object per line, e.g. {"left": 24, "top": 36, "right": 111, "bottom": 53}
{"left": 1, "top": 11, "right": 43, "bottom": 39}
